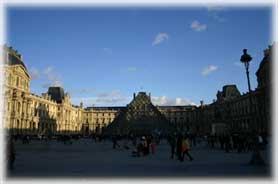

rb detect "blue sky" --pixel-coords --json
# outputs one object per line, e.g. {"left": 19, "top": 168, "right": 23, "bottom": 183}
{"left": 6, "top": 6, "right": 272, "bottom": 107}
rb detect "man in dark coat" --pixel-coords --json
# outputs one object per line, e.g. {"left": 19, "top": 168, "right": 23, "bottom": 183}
{"left": 176, "top": 133, "right": 183, "bottom": 161}
{"left": 167, "top": 134, "right": 176, "bottom": 159}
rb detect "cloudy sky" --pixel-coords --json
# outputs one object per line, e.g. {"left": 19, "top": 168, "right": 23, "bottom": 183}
{"left": 7, "top": 6, "right": 272, "bottom": 107}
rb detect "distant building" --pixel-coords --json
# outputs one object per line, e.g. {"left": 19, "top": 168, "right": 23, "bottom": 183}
{"left": 216, "top": 85, "right": 241, "bottom": 102}
{"left": 157, "top": 105, "right": 198, "bottom": 133}
{"left": 83, "top": 106, "right": 124, "bottom": 135}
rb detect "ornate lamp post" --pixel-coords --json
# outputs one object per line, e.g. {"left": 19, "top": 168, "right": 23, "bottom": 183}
{"left": 240, "top": 49, "right": 264, "bottom": 165}
{"left": 240, "top": 49, "right": 252, "bottom": 93}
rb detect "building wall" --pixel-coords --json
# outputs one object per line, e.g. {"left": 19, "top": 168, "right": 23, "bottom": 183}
{"left": 157, "top": 106, "right": 198, "bottom": 133}
{"left": 83, "top": 108, "right": 120, "bottom": 134}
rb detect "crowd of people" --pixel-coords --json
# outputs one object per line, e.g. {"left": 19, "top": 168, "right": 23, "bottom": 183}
{"left": 167, "top": 133, "right": 194, "bottom": 162}
{"left": 5, "top": 131, "right": 269, "bottom": 172}
{"left": 131, "top": 135, "right": 157, "bottom": 157}
{"left": 205, "top": 133, "right": 268, "bottom": 153}
{"left": 111, "top": 134, "right": 158, "bottom": 157}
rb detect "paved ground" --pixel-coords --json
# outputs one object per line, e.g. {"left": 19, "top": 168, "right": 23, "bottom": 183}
{"left": 6, "top": 138, "right": 272, "bottom": 179}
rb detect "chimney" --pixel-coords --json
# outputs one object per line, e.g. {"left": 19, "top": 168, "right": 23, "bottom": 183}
{"left": 133, "top": 93, "right": 136, "bottom": 99}
{"left": 80, "top": 102, "right": 83, "bottom": 108}
{"left": 200, "top": 100, "right": 204, "bottom": 107}
{"left": 149, "top": 92, "right": 151, "bottom": 100}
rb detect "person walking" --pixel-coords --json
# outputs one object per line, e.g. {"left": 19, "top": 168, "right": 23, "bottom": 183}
{"left": 224, "top": 134, "right": 230, "bottom": 153}
{"left": 167, "top": 134, "right": 176, "bottom": 159}
{"left": 112, "top": 135, "right": 120, "bottom": 149}
{"left": 176, "top": 133, "right": 183, "bottom": 161}
{"left": 181, "top": 135, "right": 193, "bottom": 161}
{"left": 150, "top": 138, "right": 156, "bottom": 155}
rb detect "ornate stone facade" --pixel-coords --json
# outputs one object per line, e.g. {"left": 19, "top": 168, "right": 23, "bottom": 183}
{"left": 3, "top": 46, "right": 120, "bottom": 135}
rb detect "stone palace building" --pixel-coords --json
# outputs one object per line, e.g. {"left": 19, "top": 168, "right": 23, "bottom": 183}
{"left": 2, "top": 44, "right": 272, "bottom": 136}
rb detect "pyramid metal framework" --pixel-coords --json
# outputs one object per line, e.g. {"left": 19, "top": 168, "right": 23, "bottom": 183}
{"left": 105, "top": 92, "right": 173, "bottom": 135}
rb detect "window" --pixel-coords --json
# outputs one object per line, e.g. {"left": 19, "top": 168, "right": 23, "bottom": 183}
{"left": 16, "top": 77, "right": 19, "bottom": 87}
{"left": 17, "top": 102, "right": 20, "bottom": 113}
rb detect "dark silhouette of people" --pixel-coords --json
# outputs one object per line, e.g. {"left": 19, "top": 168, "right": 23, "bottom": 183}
{"left": 112, "top": 135, "right": 120, "bottom": 149}
{"left": 219, "top": 135, "right": 224, "bottom": 149}
{"left": 224, "top": 134, "right": 231, "bottom": 153}
{"left": 176, "top": 133, "right": 183, "bottom": 161}
{"left": 167, "top": 134, "right": 176, "bottom": 159}
{"left": 150, "top": 138, "right": 156, "bottom": 154}
{"left": 6, "top": 136, "right": 16, "bottom": 171}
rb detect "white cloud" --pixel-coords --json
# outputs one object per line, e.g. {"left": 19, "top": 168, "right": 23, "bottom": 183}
{"left": 42, "top": 83, "right": 51, "bottom": 89}
{"left": 209, "top": 13, "right": 226, "bottom": 22}
{"left": 102, "top": 48, "right": 112, "bottom": 54}
{"left": 72, "top": 90, "right": 129, "bottom": 107}
{"left": 69, "top": 88, "right": 96, "bottom": 95}
{"left": 151, "top": 96, "right": 196, "bottom": 106}
{"left": 71, "top": 97, "right": 96, "bottom": 107}
{"left": 29, "top": 67, "right": 40, "bottom": 80}
{"left": 43, "top": 67, "right": 52, "bottom": 75}
{"left": 42, "top": 66, "right": 63, "bottom": 87}
{"left": 207, "top": 6, "right": 226, "bottom": 22}
{"left": 234, "top": 61, "right": 252, "bottom": 68}
{"left": 152, "top": 33, "right": 169, "bottom": 46}
{"left": 190, "top": 20, "right": 207, "bottom": 32}
{"left": 127, "top": 67, "right": 137, "bottom": 72}
{"left": 234, "top": 62, "right": 244, "bottom": 68}
{"left": 72, "top": 93, "right": 197, "bottom": 107}
{"left": 207, "top": 6, "right": 226, "bottom": 12}
{"left": 202, "top": 65, "right": 218, "bottom": 76}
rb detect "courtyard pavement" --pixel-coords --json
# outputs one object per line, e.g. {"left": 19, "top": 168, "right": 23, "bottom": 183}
{"left": 6, "top": 138, "right": 272, "bottom": 179}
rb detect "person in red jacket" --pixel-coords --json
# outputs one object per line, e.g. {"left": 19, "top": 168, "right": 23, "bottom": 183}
{"left": 181, "top": 134, "right": 193, "bottom": 161}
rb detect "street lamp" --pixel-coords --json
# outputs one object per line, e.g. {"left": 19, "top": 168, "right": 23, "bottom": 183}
{"left": 240, "top": 49, "right": 264, "bottom": 165}
{"left": 240, "top": 49, "right": 252, "bottom": 92}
